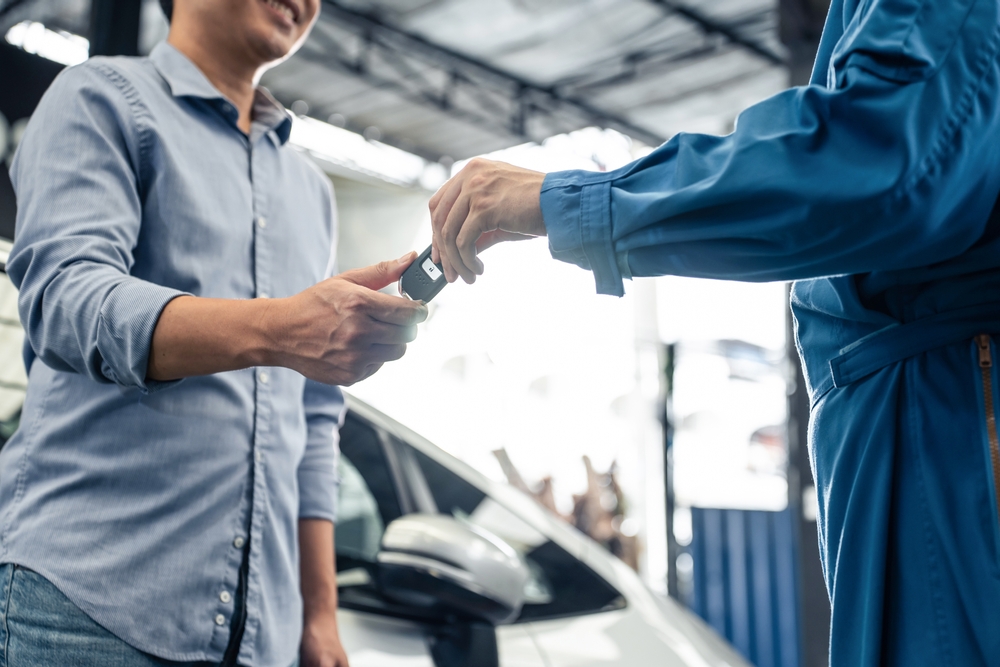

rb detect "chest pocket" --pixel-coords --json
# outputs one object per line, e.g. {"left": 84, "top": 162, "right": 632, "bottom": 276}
{"left": 831, "top": 0, "right": 980, "bottom": 83}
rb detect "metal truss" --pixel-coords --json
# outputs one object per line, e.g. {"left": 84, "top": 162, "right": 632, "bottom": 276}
{"left": 649, "top": 0, "right": 786, "bottom": 66}
{"left": 550, "top": 5, "right": 781, "bottom": 96}
{"left": 312, "top": 0, "right": 668, "bottom": 152}
{"left": 307, "top": 0, "right": 787, "bottom": 157}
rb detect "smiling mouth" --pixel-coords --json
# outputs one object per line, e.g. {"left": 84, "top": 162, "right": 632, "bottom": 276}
{"left": 262, "top": 0, "right": 298, "bottom": 23}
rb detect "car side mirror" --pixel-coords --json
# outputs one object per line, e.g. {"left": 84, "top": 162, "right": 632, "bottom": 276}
{"left": 377, "top": 514, "right": 529, "bottom": 626}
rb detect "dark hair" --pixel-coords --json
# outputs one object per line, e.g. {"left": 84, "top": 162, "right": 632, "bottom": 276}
{"left": 159, "top": 0, "right": 172, "bottom": 22}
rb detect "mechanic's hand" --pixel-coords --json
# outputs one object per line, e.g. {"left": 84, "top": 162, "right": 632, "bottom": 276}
{"left": 300, "top": 611, "right": 350, "bottom": 667}
{"left": 272, "top": 253, "right": 428, "bottom": 386}
{"left": 429, "top": 158, "right": 546, "bottom": 284}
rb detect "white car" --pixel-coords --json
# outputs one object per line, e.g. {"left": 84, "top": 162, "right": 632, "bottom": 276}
{"left": 337, "top": 395, "right": 751, "bottom": 667}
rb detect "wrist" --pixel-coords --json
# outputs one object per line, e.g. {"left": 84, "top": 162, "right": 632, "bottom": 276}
{"left": 243, "top": 296, "right": 290, "bottom": 368}
{"left": 303, "top": 583, "right": 338, "bottom": 616}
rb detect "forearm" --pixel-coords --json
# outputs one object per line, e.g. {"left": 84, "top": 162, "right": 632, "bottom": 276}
{"left": 299, "top": 518, "right": 339, "bottom": 619}
{"left": 148, "top": 257, "right": 426, "bottom": 386}
{"left": 147, "top": 295, "right": 281, "bottom": 381}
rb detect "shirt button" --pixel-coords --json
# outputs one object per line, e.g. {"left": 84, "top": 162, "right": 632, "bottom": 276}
{"left": 257, "top": 217, "right": 267, "bottom": 229}
{"left": 215, "top": 614, "right": 226, "bottom": 626}
{"left": 233, "top": 536, "right": 245, "bottom": 549}
{"left": 259, "top": 371, "right": 269, "bottom": 384}
{"left": 220, "top": 591, "right": 232, "bottom": 603}
{"left": 259, "top": 292, "right": 269, "bottom": 299}
{"left": 255, "top": 450, "right": 263, "bottom": 463}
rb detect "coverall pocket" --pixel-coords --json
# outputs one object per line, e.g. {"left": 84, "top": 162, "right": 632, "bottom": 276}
{"left": 831, "top": 0, "right": 979, "bottom": 83}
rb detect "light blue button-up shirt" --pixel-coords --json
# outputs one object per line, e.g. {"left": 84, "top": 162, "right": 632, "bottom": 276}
{"left": 2, "top": 43, "right": 342, "bottom": 667}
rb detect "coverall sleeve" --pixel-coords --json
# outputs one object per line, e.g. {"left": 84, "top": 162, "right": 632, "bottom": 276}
{"left": 297, "top": 184, "right": 344, "bottom": 523}
{"left": 542, "top": 0, "right": 1000, "bottom": 295}
{"left": 7, "top": 63, "right": 187, "bottom": 390}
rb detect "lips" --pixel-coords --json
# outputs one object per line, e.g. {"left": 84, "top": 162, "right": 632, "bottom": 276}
{"left": 262, "top": 0, "right": 300, "bottom": 24}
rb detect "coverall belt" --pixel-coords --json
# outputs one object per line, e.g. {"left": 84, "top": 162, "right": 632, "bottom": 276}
{"left": 824, "top": 303, "right": 1000, "bottom": 392}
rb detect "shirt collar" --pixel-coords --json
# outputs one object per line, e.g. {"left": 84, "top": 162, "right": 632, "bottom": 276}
{"left": 150, "top": 42, "right": 292, "bottom": 145}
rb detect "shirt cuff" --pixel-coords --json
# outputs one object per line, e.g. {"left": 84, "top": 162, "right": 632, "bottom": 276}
{"left": 298, "top": 467, "right": 339, "bottom": 523}
{"left": 96, "top": 278, "right": 187, "bottom": 394}
{"left": 541, "top": 171, "right": 625, "bottom": 297}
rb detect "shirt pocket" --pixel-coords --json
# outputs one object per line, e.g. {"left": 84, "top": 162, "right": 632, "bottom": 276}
{"left": 830, "top": 0, "right": 980, "bottom": 84}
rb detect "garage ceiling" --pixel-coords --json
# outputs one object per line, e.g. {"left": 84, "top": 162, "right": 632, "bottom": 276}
{"left": 2, "top": 0, "right": 790, "bottom": 161}
{"left": 265, "top": 0, "right": 788, "bottom": 160}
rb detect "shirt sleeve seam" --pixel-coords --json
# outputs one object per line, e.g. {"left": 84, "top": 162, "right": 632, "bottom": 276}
{"left": 87, "top": 62, "right": 155, "bottom": 194}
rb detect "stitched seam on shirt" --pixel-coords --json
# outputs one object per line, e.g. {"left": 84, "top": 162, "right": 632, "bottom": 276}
{"left": 1, "top": 565, "right": 13, "bottom": 665}
{"left": 1, "top": 380, "right": 54, "bottom": 551}
{"left": 88, "top": 63, "right": 156, "bottom": 195}
{"left": 878, "top": 23, "right": 1000, "bottom": 218}
{"left": 906, "top": 365, "right": 955, "bottom": 667}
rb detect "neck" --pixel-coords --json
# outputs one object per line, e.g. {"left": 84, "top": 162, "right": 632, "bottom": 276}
{"left": 167, "top": 30, "right": 260, "bottom": 133}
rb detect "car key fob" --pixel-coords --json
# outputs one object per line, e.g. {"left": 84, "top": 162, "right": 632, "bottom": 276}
{"left": 399, "top": 245, "right": 447, "bottom": 302}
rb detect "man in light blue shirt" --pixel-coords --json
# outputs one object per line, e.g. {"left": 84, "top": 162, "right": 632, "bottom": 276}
{"left": 429, "top": 0, "right": 1000, "bottom": 665}
{"left": 0, "top": 0, "right": 427, "bottom": 665}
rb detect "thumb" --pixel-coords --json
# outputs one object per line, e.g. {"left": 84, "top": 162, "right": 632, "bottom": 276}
{"left": 340, "top": 252, "right": 416, "bottom": 291}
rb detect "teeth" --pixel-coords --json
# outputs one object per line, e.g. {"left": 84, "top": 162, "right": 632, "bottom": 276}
{"left": 265, "top": 0, "right": 294, "bottom": 21}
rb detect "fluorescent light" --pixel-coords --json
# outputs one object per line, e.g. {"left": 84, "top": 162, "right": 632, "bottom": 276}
{"left": 5, "top": 21, "right": 89, "bottom": 66}
{"left": 289, "top": 115, "right": 448, "bottom": 190}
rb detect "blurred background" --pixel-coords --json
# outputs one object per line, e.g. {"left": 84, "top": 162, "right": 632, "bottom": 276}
{"left": 0, "top": 0, "right": 833, "bottom": 665}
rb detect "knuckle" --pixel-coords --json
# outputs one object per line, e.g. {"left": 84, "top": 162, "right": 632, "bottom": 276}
{"left": 343, "top": 291, "right": 366, "bottom": 311}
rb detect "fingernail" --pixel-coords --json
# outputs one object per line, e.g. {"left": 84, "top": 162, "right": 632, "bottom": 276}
{"left": 398, "top": 251, "right": 414, "bottom": 265}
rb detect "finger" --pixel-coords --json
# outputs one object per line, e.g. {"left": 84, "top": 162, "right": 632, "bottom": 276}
{"left": 440, "top": 192, "right": 477, "bottom": 283}
{"left": 455, "top": 214, "right": 490, "bottom": 276}
{"left": 357, "top": 362, "right": 384, "bottom": 383}
{"left": 340, "top": 252, "right": 416, "bottom": 290}
{"left": 429, "top": 177, "right": 465, "bottom": 256}
{"left": 369, "top": 343, "right": 407, "bottom": 363}
{"left": 476, "top": 230, "right": 536, "bottom": 253}
{"left": 364, "top": 291, "right": 429, "bottom": 326}
{"left": 363, "top": 320, "right": 418, "bottom": 345}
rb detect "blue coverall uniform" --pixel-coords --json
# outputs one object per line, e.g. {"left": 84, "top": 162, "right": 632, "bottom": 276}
{"left": 538, "top": 0, "right": 1000, "bottom": 664}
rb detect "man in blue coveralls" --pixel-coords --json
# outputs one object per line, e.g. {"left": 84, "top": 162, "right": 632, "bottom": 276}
{"left": 428, "top": 0, "right": 1000, "bottom": 665}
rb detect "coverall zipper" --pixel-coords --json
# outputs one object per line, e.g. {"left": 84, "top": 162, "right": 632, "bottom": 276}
{"left": 975, "top": 334, "right": 1000, "bottom": 533}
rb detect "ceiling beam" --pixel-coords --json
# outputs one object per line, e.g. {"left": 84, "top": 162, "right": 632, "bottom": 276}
{"left": 648, "top": 0, "right": 786, "bottom": 65}
{"left": 316, "top": 0, "right": 667, "bottom": 150}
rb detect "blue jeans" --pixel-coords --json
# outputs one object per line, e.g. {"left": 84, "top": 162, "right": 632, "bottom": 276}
{"left": 0, "top": 564, "right": 292, "bottom": 667}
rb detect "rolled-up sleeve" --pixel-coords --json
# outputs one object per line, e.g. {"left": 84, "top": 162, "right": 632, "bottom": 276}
{"left": 541, "top": 0, "right": 1000, "bottom": 295}
{"left": 298, "top": 379, "right": 345, "bottom": 522}
{"left": 7, "top": 63, "right": 187, "bottom": 392}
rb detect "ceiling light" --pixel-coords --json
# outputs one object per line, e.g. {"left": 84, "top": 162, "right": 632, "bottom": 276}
{"left": 5, "top": 21, "right": 89, "bottom": 66}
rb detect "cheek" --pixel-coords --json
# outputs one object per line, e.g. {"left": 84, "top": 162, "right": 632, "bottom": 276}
{"left": 301, "top": 0, "right": 320, "bottom": 30}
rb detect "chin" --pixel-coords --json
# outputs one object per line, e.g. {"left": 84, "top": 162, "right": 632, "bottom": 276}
{"left": 250, "top": 32, "right": 296, "bottom": 63}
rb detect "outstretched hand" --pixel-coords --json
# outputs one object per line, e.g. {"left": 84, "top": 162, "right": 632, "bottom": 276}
{"left": 429, "top": 158, "right": 546, "bottom": 284}
{"left": 272, "top": 253, "right": 429, "bottom": 386}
